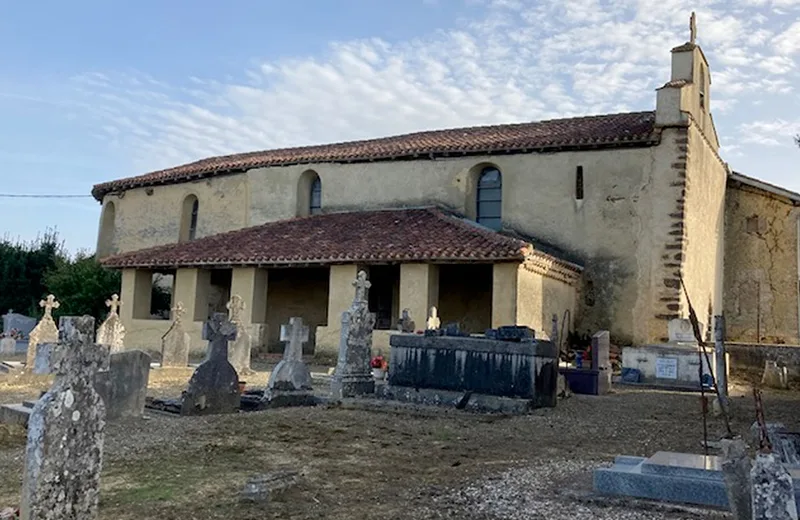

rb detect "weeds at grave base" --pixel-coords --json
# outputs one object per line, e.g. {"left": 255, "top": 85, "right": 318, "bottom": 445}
{"left": 0, "top": 426, "right": 25, "bottom": 448}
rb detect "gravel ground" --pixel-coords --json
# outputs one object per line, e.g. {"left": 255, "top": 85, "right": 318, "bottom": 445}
{"left": 0, "top": 368, "right": 797, "bottom": 519}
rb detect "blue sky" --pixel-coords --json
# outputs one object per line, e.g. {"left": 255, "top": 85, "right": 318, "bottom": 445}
{"left": 1, "top": 0, "right": 799, "bottom": 253}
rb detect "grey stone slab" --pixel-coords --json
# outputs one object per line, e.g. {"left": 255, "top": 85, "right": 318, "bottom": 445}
{"left": 592, "top": 330, "right": 611, "bottom": 370}
{"left": 390, "top": 332, "right": 558, "bottom": 358}
{"left": 0, "top": 403, "right": 32, "bottom": 426}
{"left": 720, "top": 438, "right": 752, "bottom": 520}
{"left": 752, "top": 453, "right": 799, "bottom": 519}
{"left": 180, "top": 313, "right": 240, "bottom": 416}
{"left": 0, "top": 337, "right": 16, "bottom": 355}
{"left": 641, "top": 451, "right": 724, "bottom": 481}
{"left": 21, "top": 315, "right": 109, "bottom": 520}
{"left": 31, "top": 343, "right": 56, "bottom": 375}
{"left": 377, "top": 385, "right": 534, "bottom": 414}
{"left": 95, "top": 350, "right": 151, "bottom": 421}
{"left": 3, "top": 311, "right": 37, "bottom": 338}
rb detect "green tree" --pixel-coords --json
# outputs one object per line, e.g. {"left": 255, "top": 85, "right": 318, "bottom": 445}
{"left": 0, "top": 229, "right": 64, "bottom": 319}
{"left": 43, "top": 253, "right": 121, "bottom": 322}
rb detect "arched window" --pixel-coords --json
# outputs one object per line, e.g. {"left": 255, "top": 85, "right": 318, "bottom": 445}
{"left": 477, "top": 167, "right": 502, "bottom": 230}
{"left": 180, "top": 195, "right": 199, "bottom": 242}
{"left": 310, "top": 176, "right": 322, "bottom": 215}
{"left": 97, "top": 201, "right": 116, "bottom": 257}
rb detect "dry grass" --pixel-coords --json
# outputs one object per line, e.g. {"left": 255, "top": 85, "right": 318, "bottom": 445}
{"left": 1, "top": 370, "right": 799, "bottom": 519}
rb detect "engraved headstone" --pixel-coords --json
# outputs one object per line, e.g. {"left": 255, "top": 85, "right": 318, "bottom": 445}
{"left": 0, "top": 336, "right": 16, "bottom": 355}
{"left": 263, "top": 317, "right": 315, "bottom": 407}
{"left": 180, "top": 313, "right": 240, "bottom": 416}
{"left": 32, "top": 343, "right": 57, "bottom": 375}
{"left": 762, "top": 360, "right": 789, "bottom": 389}
{"left": 751, "top": 452, "right": 798, "bottom": 520}
{"left": 331, "top": 271, "right": 376, "bottom": 398}
{"left": 96, "top": 294, "right": 125, "bottom": 353}
{"left": 227, "top": 295, "right": 252, "bottom": 375}
{"left": 668, "top": 318, "right": 697, "bottom": 343}
{"left": 21, "top": 315, "right": 110, "bottom": 520}
{"left": 161, "top": 302, "right": 191, "bottom": 367}
{"left": 95, "top": 350, "right": 151, "bottom": 420}
{"left": 426, "top": 306, "right": 440, "bottom": 330}
{"left": 26, "top": 295, "right": 60, "bottom": 369}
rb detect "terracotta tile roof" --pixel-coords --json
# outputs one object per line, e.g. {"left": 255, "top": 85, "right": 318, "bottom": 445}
{"left": 99, "top": 208, "right": 581, "bottom": 270}
{"left": 91, "top": 111, "right": 658, "bottom": 200}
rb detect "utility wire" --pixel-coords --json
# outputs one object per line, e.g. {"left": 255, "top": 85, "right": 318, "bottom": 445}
{"left": 0, "top": 194, "right": 93, "bottom": 198}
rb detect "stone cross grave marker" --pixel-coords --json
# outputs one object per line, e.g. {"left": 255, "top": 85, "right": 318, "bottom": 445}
{"left": 21, "top": 315, "right": 110, "bottom": 520}
{"left": 331, "top": 270, "right": 376, "bottom": 398}
{"left": 264, "top": 317, "right": 315, "bottom": 406}
{"left": 26, "top": 295, "right": 60, "bottom": 369}
{"left": 161, "top": 301, "right": 191, "bottom": 367}
{"left": 426, "top": 306, "right": 440, "bottom": 330}
{"left": 96, "top": 294, "right": 126, "bottom": 353}
{"left": 180, "top": 313, "right": 240, "bottom": 416}
{"left": 226, "top": 294, "right": 252, "bottom": 375}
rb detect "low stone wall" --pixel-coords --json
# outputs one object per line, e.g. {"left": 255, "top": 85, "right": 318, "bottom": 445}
{"left": 388, "top": 334, "right": 558, "bottom": 407}
{"left": 726, "top": 342, "right": 800, "bottom": 381}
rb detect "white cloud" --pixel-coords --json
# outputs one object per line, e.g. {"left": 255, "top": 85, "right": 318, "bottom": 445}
{"left": 64, "top": 0, "right": 800, "bottom": 175}
{"left": 740, "top": 119, "right": 800, "bottom": 145}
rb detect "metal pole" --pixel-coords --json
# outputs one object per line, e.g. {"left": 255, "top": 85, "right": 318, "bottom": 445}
{"left": 714, "top": 315, "right": 729, "bottom": 414}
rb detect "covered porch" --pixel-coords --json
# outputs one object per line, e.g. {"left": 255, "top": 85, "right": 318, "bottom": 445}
{"left": 102, "top": 207, "right": 583, "bottom": 358}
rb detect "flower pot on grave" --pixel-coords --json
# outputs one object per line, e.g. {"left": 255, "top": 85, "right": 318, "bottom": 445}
{"left": 371, "top": 368, "right": 384, "bottom": 380}
{"left": 238, "top": 382, "right": 247, "bottom": 394}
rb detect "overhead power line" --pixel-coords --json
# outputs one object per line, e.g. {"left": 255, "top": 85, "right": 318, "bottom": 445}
{"left": 0, "top": 193, "right": 93, "bottom": 199}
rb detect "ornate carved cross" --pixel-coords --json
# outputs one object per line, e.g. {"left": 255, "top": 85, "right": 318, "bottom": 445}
{"left": 203, "top": 313, "right": 237, "bottom": 359}
{"left": 171, "top": 301, "right": 186, "bottom": 324}
{"left": 352, "top": 270, "right": 371, "bottom": 304}
{"left": 226, "top": 295, "right": 246, "bottom": 324}
{"left": 105, "top": 294, "right": 122, "bottom": 316}
{"left": 280, "top": 317, "right": 309, "bottom": 361}
{"left": 39, "top": 295, "right": 60, "bottom": 319}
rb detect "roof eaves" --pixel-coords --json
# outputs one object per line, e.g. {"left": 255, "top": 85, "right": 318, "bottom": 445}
{"left": 729, "top": 171, "right": 800, "bottom": 205}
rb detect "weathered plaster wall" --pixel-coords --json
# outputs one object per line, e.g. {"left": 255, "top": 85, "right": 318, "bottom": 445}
{"left": 678, "top": 122, "right": 727, "bottom": 340}
{"left": 265, "top": 268, "right": 329, "bottom": 354}
{"left": 437, "top": 264, "right": 493, "bottom": 333}
{"left": 516, "top": 265, "right": 576, "bottom": 340}
{"left": 724, "top": 184, "right": 800, "bottom": 343}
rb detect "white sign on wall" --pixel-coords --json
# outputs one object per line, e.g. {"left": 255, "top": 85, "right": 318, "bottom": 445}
{"left": 655, "top": 357, "right": 679, "bottom": 379}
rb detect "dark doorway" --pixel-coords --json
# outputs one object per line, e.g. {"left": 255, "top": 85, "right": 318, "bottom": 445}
{"left": 368, "top": 265, "right": 400, "bottom": 330}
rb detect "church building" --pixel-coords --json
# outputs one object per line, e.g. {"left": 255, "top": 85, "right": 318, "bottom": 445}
{"left": 93, "top": 26, "right": 800, "bottom": 357}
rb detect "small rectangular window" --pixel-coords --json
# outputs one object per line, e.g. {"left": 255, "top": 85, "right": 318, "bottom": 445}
{"left": 576, "top": 166, "right": 584, "bottom": 200}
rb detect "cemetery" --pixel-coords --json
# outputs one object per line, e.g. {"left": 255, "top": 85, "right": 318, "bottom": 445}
{"left": 0, "top": 273, "right": 799, "bottom": 520}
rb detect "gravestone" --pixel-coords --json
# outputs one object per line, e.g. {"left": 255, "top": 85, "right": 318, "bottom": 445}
{"left": 426, "top": 306, "right": 440, "bottom": 330}
{"left": 161, "top": 301, "right": 191, "bottom": 367}
{"left": 180, "top": 313, "right": 240, "bottom": 416}
{"left": 31, "top": 343, "right": 56, "bottom": 375}
{"left": 227, "top": 295, "right": 252, "bottom": 375}
{"left": 331, "top": 271, "right": 376, "bottom": 398}
{"left": 762, "top": 360, "right": 789, "bottom": 389}
{"left": 96, "top": 294, "right": 126, "bottom": 353}
{"left": 0, "top": 336, "right": 16, "bottom": 355}
{"left": 592, "top": 330, "right": 612, "bottom": 394}
{"left": 20, "top": 315, "right": 109, "bottom": 520}
{"left": 720, "top": 438, "right": 752, "bottom": 520}
{"left": 26, "top": 295, "right": 60, "bottom": 369}
{"left": 751, "top": 452, "right": 798, "bottom": 520}
{"left": 263, "top": 317, "right": 315, "bottom": 407}
{"left": 3, "top": 310, "right": 36, "bottom": 338}
{"left": 397, "top": 309, "right": 415, "bottom": 333}
{"left": 668, "top": 318, "right": 698, "bottom": 343}
{"left": 95, "top": 350, "right": 151, "bottom": 420}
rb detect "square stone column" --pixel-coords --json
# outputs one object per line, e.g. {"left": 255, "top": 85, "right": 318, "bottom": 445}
{"left": 492, "top": 263, "right": 519, "bottom": 327}
{"left": 230, "top": 267, "right": 268, "bottom": 324}
{"left": 399, "top": 263, "right": 439, "bottom": 329}
{"left": 120, "top": 268, "right": 152, "bottom": 321}
{"left": 315, "top": 264, "right": 360, "bottom": 357}
{"left": 174, "top": 268, "right": 211, "bottom": 322}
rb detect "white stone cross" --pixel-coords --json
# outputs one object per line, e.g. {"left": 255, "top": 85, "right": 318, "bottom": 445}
{"left": 280, "top": 317, "right": 309, "bottom": 362}
{"left": 226, "top": 294, "right": 246, "bottom": 324}
{"left": 427, "top": 306, "right": 441, "bottom": 330}
{"left": 39, "top": 294, "right": 60, "bottom": 319}
{"left": 352, "top": 270, "right": 371, "bottom": 304}
{"left": 171, "top": 301, "right": 186, "bottom": 324}
{"left": 105, "top": 294, "right": 122, "bottom": 316}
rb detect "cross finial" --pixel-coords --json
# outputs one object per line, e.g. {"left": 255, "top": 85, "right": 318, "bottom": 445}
{"left": 226, "top": 295, "right": 246, "bottom": 323}
{"left": 39, "top": 295, "right": 60, "bottom": 319}
{"left": 690, "top": 11, "right": 697, "bottom": 44}
{"left": 352, "top": 270, "right": 371, "bottom": 304}
{"left": 427, "top": 306, "right": 441, "bottom": 330}
{"left": 171, "top": 301, "right": 186, "bottom": 324}
{"left": 105, "top": 294, "right": 122, "bottom": 315}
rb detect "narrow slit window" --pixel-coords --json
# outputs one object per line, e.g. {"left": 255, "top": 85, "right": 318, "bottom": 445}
{"left": 310, "top": 177, "right": 322, "bottom": 215}
{"left": 576, "top": 166, "right": 584, "bottom": 200}
{"left": 188, "top": 198, "right": 199, "bottom": 241}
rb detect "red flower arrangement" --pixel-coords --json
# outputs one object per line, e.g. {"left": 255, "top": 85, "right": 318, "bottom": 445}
{"left": 370, "top": 355, "right": 388, "bottom": 370}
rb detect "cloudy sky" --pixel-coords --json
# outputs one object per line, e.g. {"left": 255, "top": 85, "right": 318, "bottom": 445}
{"left": 1, "top": 0, "right": 798, "bottom": 253}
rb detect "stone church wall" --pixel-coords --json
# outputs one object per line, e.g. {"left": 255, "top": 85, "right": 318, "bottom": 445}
{"left": 724, "top": 183, "right": 800, "bottom": 344}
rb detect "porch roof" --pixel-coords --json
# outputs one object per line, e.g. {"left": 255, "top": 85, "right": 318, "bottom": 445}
{"left": 100, "top": 207, "right": 582, "bottom": 272}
